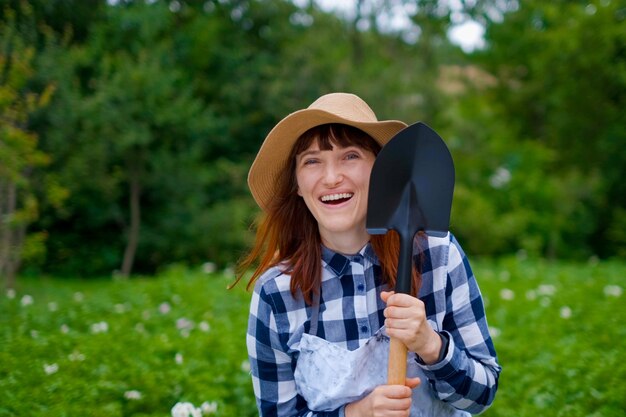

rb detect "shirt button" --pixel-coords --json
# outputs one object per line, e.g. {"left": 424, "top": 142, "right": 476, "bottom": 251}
{"left": 360, "top": 326, "right": 368, "bottom": 333}
{"left": 357, "top": 284, "right": 365, "bottom": 291}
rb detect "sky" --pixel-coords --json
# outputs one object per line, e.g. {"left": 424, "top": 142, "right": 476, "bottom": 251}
{"left": 310, "top": 0, "right": 486, "bottom": 52}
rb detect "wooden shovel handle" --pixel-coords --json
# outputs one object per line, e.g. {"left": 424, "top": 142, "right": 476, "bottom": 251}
{"left": 387, "top": 337, "right": 408, "bottom": 385}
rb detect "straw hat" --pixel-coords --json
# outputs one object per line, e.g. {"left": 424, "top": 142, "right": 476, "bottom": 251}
{"left": 248, "top": 92, "right": 407, "bottom": 211}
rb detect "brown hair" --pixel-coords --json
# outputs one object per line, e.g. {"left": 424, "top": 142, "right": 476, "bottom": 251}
{"left": 235, "top": 124, "right": 421, "bottom": 304}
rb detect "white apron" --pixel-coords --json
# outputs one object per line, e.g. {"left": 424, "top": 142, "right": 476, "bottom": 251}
{"left": 293, "top": 292, "right": 469, "bottom": 416}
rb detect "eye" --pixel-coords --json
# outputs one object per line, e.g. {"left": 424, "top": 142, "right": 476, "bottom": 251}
{"left": 302, "top": 158, "right": 319, "bottom": 166}
{"left": 345, "top": 151, "right": 360, "bottom": 160}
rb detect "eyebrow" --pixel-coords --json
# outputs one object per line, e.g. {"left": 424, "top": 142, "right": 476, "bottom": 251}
{"left": 297, "top": 149, "right": 321, "bottom": 160}
{"left": 299, "top": 145, "right": 362, "bottom": 157}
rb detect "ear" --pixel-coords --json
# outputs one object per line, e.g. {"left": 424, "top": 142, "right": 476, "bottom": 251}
{"left": 296, "top": 186, "right": 302, "bottom": 197}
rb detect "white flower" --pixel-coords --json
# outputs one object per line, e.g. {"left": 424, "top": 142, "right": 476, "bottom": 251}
{"left": 525, "top": 290, "right": 537, "bottom": 300}
{"left": 30, "top": 330, "right": 39, "bottom": 339}
{"left": 135, "top": 323, "right": 146, "bottom": 333}
{"left": 201, "top": 401, "right": 218, "bottom": 414}
{"left": 68, "top": 351, "right": 85, "bottom": 362}
{"left": 488, "top": 326, "right": 501, "bottom": 338}
{"left": 159, "top": 302, "right": 171, "bottom": 314}
{"left": 489, "top": 166, "right": 511, "bottom": 188}
{"left": 48, "top": 302, "right": 58, "bottom": 312}
{"left": 6, "top": 289, "right": 16, "bottom": 299}
{"left": 60, "top": 324, "right": 70, "bottom": 334}
{"left": 20, "top": 295, "right": 33, "bottom": 306}
{"left": 44, "top": 363, "right": 59, "bottom": 375}
{"left": 202, "top": 262, "right": 217, "bottom": 274}
{"left": 176, "top": 318, "right": 194, "bottom": 331}
{"left": 124, "top": 390, "right": 142, "bottom": 400}
{"left": 537, "top": 284, "right": 556, "bottom": 296}
{"left": 604, "top": 285, "right": 623, "bottom": 297}
{"left": 560, "top": 306, "right": 572, "bottom": 319}
{"left": 114, "top": 304, "right": 127, "bottom": 313}
{"left": 499, "top": 288, "right": 515, "bottom": 301}
{"left": 177, "top": 318, "right": 194, "bottom": 338}
{"left": 198, "top": 321, "right": 210, "bottom": 332}
{"left": 240, "top": 360, "right": 251, "bottom": 373}
{"left": 142, "top": 310, "right": 151, "bottom": 320}
{"left": 540, "top": 297, "right": 551, "bottom": 307}
{"left": 171, "top": 402, "right": 202, "bottom": 417}
{"left": 222, "top": 266, "right": 234, "bottom": 277}
{"left": 73, "top": 292, "right": 84, "bottom": 302}
{"left": 175, "top": 353, "right": 184, "bottom": 365}
{"left": 90, "top": 321, "right": 109, "bottom": 334}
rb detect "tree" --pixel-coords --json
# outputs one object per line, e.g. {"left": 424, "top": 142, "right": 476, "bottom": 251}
{"left": 0, "top": 10, "right": 55, "bottom": 288}
{"left": 27, "top": 0, "right": 477, "bottom": 275}
{"left": 38, "top": 1, "right": 223, "bottom": 277}
{"left": 452, "top": 0, "right": 626, "bottom": 257}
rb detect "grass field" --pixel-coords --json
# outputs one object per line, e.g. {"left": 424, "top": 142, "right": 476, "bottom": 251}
{"left": 1, "top": 258, "right": 625, "bottom": 416}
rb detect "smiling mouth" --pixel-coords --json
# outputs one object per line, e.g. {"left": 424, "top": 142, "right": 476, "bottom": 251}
{"left": 320, "top": 193, "right": 354, "bottom": 205}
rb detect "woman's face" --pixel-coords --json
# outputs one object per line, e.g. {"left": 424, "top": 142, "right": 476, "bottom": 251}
{"left": 295, "top": 140, "right": 376, "bottom": 251}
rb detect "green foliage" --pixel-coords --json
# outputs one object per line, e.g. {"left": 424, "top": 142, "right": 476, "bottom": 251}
{"left": 475, "top": 257, "right": 626, "bottom": 417}
{"left": 19, "top": 0, "right": 465, "bottom": 276}
{"left": 0, "top": 268, "right": 256, "bottom": 416}
{"left": 2, "top": 259, "right": 625, "bottom": 415}
{"left": 29, "top": 1, "right": 243, "bottom": 275}
{"left": 1, "top": 0, "right": 625, "bottom": 278}
{"left": 0, "top": 8, "right": 59, "bottom": 284}
{"left": 458, "top": 0, "right": 626, "bottom": 258}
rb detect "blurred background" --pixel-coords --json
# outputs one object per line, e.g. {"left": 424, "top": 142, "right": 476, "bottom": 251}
{"left": 1, "top": 0, "right": 625, "bottom": 416}
{"left": 1, "top": 0, "right": 624, "bottom": 282}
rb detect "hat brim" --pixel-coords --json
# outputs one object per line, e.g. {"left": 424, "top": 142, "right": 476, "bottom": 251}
{"left": 248, "top": 108, "right": 407, "bottom": 211}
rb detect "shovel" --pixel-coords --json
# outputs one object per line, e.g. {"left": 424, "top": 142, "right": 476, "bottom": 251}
{"left": 366, "top": 122, "right": 455, "bottom": 385}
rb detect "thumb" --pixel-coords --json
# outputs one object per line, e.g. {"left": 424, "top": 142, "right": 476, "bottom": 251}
{"left": 380, "top": 291, "right": 395, "bottom": 303}
{"left": 405, "top": 377, "right": 421, "bottom": 389}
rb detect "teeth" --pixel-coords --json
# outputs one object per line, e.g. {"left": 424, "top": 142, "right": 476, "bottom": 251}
{"left": 321, "top": 193, "right": 353, "bottom": 202}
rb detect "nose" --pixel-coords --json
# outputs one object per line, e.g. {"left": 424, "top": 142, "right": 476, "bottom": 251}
{"left": 322, "top": 161, "right": 343, "bottom": 187}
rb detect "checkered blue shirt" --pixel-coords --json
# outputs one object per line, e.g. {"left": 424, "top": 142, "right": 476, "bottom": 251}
{"left": 247, "top": 233, "right": 501, "bottom": 416}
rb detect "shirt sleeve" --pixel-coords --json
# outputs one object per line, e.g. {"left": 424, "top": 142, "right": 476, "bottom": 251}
{"left": 247, "top": 277, "right": 345, "bottom": 417}
{"left": 416, "top": 234, "right": 502, "bottom": 414}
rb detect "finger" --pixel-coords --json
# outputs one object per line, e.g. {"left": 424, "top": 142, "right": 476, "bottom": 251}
{"left": 387, "top": 292, "right": 422, "bottom": 308}
{"left": 385, "top": 318, "right": 407, "bottom": 331}
{"left": 405, "top": 377, "right": 421, "bottom": 389}
{"left": 385, "top": 305, "right": 423, "bottom": 320}
{"left": 383, "top": 398, "right": 412, "bottom": 412}
{"left": 385, "top": 315, "right": 421, "bottom": 330}
{"left": 380, "top": 290, "right": 395, "bottom": 302}
{"left": 382, "top": 385, "right": 412, "bottom": 399}
{"left": 385, "top": 325, "right": 417, "bottom": 341}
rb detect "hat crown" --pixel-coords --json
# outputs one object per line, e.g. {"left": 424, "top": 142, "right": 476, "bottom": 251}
{"left": 308, "top": 93, "right": 378, "bottom": 123}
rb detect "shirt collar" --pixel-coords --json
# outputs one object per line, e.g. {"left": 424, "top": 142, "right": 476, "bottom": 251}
{"left": 321, "top": 246, "right": 351, "bottom": 276}
{"left": 321, "top": 242, "right": 380, "bottom": 277}
{"left": 362, "top": 243, "right": 379, "bottom": 266}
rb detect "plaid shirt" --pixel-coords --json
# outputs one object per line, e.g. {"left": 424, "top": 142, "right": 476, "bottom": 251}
{"left": 247, "top": 233, "right": 501, "bottom": 416}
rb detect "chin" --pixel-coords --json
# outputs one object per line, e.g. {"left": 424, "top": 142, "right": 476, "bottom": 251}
{"left": 321, "top": 221, "right": 363, "bottom": 235}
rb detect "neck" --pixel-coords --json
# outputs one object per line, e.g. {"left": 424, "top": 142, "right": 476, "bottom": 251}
{"left": 320, "top": 230, "right": 370, "bottom": 255}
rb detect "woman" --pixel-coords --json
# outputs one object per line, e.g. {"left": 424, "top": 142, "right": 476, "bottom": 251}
{"left": 237, "top": 93, "right": 501, "bottom": 416}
